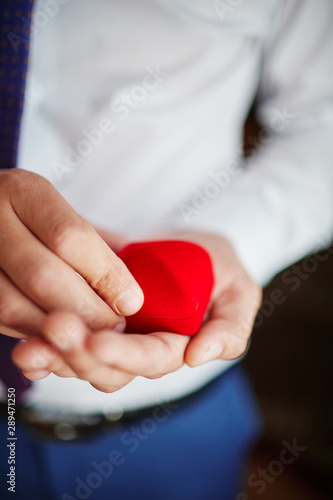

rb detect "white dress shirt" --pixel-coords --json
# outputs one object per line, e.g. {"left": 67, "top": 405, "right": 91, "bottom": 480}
{"left": 3, "top": 0, "right": 332, "bottom": 413}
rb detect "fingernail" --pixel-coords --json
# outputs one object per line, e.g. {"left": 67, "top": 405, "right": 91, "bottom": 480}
{"left": 113, "top": 290, "right": 143, "bottom": 316}
{"left": 194, "top": 344, "right": 223, "bottom": 366}
{"left": 114, "top": 319, "right": 126, "bottom": 332}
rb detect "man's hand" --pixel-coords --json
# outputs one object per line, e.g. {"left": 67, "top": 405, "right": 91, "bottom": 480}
{"left": 12, "top": 231, "right": 262, "bottom": 392}
{"left": 0, "top": 169, "right": 144, "bottom": 339}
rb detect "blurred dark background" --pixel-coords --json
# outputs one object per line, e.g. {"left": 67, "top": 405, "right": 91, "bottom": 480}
{"left": 241, "top": 113, "right": 333, "bottom": 500}
{"left": 243, "top": 247, "right": 333, "bottom": 500}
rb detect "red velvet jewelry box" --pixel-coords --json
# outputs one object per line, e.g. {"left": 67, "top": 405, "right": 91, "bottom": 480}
{"left": 117, "top": 240, "right": 214, "bottom": 335}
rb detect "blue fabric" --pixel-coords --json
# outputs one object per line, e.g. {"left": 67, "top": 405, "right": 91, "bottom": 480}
{"left": 0, "top": 0, "right": 35, "bottom": 394}
{"left": 0, "top": 366, "right": 261, "bottom": 500}
{"left": 0, "top": 0, "right": 34, "bottom": 169}
{"left": 0, "top": 336, "right": 31, "bottom": 398}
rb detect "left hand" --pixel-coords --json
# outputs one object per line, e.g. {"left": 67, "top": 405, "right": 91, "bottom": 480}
{"left": 12, "top": 231, "right": 262, "bottom": 393}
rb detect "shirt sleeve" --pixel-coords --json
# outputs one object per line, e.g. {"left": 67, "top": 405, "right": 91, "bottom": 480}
{"left": 170, "top": 0, "right": 333, "bottom": 285}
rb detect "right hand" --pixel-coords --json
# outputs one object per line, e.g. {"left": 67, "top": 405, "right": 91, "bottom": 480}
{"left": 0, "top": 169, "right": 144, "bottom": 340}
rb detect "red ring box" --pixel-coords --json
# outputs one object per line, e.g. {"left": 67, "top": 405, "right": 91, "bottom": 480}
{"left": 117, "top": 240, "right": 214, "bottom": 335}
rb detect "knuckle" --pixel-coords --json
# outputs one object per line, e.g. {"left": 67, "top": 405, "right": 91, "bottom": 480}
{"left": 0, "top": 170, "right": 13, "bottom": 193}
{"left": 0, "top": 295, "right": 21, "bottom": 326}
{"left": 77, "top": 302, "right": 113, "bottom": 331}
{"left": 145, "top": 335, "right": 177, "bottom": 378}
{"left": 225, "top": 337, "right": 248, "bottom": 360}
{"left": 74, "top": 368, "right": 91, "bottom": 381}
{"left": 147, "top": 368, "right": 169, "bottom": 380}
{"left": 23, "top": 261, "right": 52, "bottom": 300}
{"left": 145, "top": 359, "right": 166, "bottom": 379}
{"left": 236, "top": 319, "right": 252, "bottom": 339}
{"left": 142, "top": 354, "right": 166, "bottom": 379}
{"left": 0, "top": 168, "right": 24, "bottom": 189}
{"left": 54, "top": 368, "right": 75, "bottom": 378}
{"left": 71, "top": 363, "right": 95, "bottom": 381}
{"left": 50, "top": 216, "right": 87, "bottom": 255}
{"left": 90, "top": 383, "right": 120, "bottom": 394}
{"left": 89, "top": 371, "right": 130, "bottom": 392}
{"left": 91, "top": 264, "right": 122, "bottom": 296}
{"left": 0, "top": 169, "right": 44, "bottom": 195}
{"left": 142, "top": 354, "right": 164, "bottom": 379}
{"left": 0, "top": 172, "right": 21, "bottom": 207}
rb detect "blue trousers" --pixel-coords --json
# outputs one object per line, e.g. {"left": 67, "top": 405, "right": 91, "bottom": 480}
{"left": 0, "top": 366, "right": 261, "bottom": 500}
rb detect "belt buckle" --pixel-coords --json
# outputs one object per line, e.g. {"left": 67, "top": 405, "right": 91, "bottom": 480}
{"left": 20, "top": 407, "right": 104, "bottom": 441}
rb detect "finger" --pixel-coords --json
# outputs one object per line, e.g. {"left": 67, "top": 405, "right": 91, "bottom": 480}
{"left": 185, "top": 279, "right": 262, "bottom": 366}
{"left": 0, "top": 269, "right": 45, "bottom": 337}
{"left": 42, "top": 311, "right": 134, "bottom": 392}
{"left": 0, "top": 326, "right": 28, "bottom": 340}
{"left": 0, "top": 211, "right": 127, "bottom": 331}
{"left": 89, "top": 329, "right": 190, "bottom": 379}
{"left": 94, "top": 227, "right": 129, "bottom": 254}
{"left": 12, "top": 337, "right": 76, "bottom": 378}
{"left": 11, "top": 337, "right": 55, "bottom": 380}
{"left": 9, "top": 171, "right": 143, "bottom": 316}
{"left": 22, "top": 369, "right": 51, "bottom": 381}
